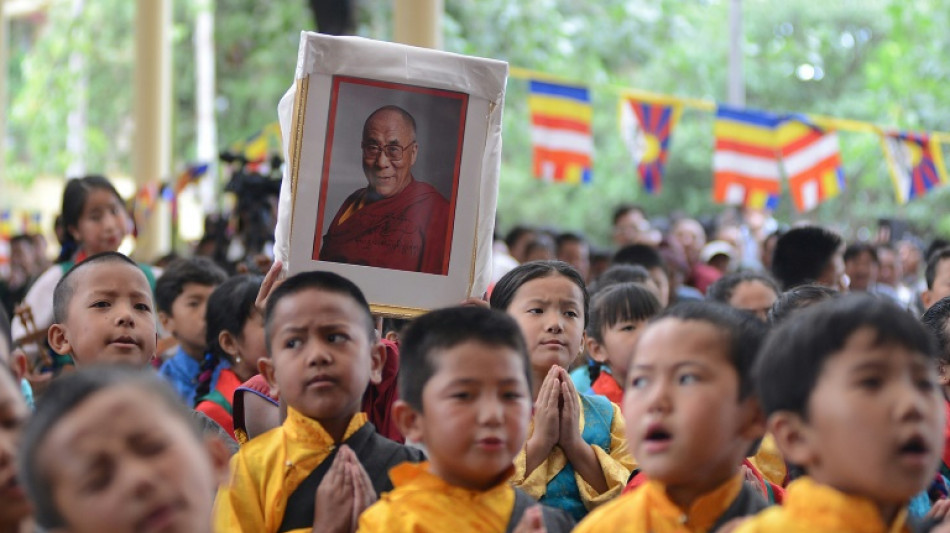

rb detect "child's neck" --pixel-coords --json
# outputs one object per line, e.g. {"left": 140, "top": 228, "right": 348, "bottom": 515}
{"left": 662, "top": 465, "right": 738, "bottom": 512}
{"left": 180, "top": 343, "right": 205, "bottom": 362}
{"left": 315, "top": 411, "right": 357, "bottom": 444}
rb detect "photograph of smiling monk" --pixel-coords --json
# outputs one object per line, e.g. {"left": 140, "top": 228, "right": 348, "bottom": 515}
{"left": 319, "top": 105, "right": 451, "bottom": 275}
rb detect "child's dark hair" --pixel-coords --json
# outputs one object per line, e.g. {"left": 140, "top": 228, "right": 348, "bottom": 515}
{"left": 154, "top": 257, "right": 229, "bottom": 315}
{"left": 707, "top": 272, "right": 780, "bottom": 304}
{"left": 921, "top": 296, "right": 950, "bottom": 366}
{"left": 57, "top": 175, "right": 125, "bottom": 263}
{"left": 843, "top": 242, "right": 879, "bottom": 264}
{"left": 264, "top": 270, "right": 375, "bottom": 351}
{"left": 52, "top": 251, "right": 141, "bottom": 323}
{"left": 19, "top": 365, "right": 199, "bottom": 530}
{"left": 398, "top": 306, "right": 530, "bottom": 411}
{"left": 205, "top": 275, "right": 263, "bottom": 366}
{"left": 489, "top": 260, "right": 589, "bottom": 327}
{"left": 587, "top": 282, "right": 661, "bottom": 344}
{"left": 613, "top": 244, "right": 665, "bottom": 272}
{"left": 382, "top": 318, "right": 408, "bottom": 339}
{"left": 588, "top": 264, "right": 651, "bottom": 296}
{"left": 771, "top": 226, "right": 842, "bottom": 290}
{"left": 925, "top": 247, "right": 950, "bottom": 290}
{"left": 654, "top": 302, "right": 768, "bottom": 400}
{"left": 768, "top": 283, "right": 839, "bottom": 325}
{"left": 612, "top": 203, "right": 646, "bottom": 226}
{"left": 504, "top": 225, "right": 536, "bottom": 252}
{"left": 196, "top": 275, "right": 263, "bottom": 403}
{"left": 0, "top": 305, "right": 12, "bottom": 361}
{"left": 755, "top": 294, "right": 936, "bottom": 419}
{"left": 555, "top": 231, "right": 588, "bottom": 256}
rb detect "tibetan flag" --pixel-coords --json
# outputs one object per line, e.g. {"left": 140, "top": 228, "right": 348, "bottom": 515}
{"left": 881, "top": 131, "right": 948, "bottom": 204}
{"left": 28, "top": 212, "right": 42, "bottom": 234}
{"left": 619, "top": 96, "right": 682, "bottom": 194}
{"left": 174, "top": 163, "right": 210, "bottom": 194}
{"left": 0, "top": 210, "right": 11, "bottom": 238}
{"left": 528, "top": 79, "right": 593, "bottom": 184}
{"left": 232, "top": 122, "right": 282, "bottom": 164}
{"left": 712, "top": 105, "right": 783, "bottom": 209}
{"left": 777, "top": 116, "right": 845, "bottom": 212}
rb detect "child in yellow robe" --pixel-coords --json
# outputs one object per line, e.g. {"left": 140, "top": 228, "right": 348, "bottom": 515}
{"left": 574, "top": 302, "right": 770, "bottom": 532}
{"left": 213, "top": 271, "right": 424, "bottom": 533}
{"left": 359, "top": 306, "right": 574, "bottom": 532}
{"left": 736, "top": 295, "right": 945, "bottom": 533}
{"left": 489, "top": 261, "right": 635, "bottom": 521}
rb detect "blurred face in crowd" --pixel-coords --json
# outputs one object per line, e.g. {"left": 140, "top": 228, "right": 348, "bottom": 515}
{"left": 70, "top": 188, "right": 129, "bottom": 256}
{"left": 614, "top": 210, "right": 651, "bottom": 247}
{"left": 672, "top": 219, "right": 706, "bottom": 263}
{"left": 877, "top": 247, "right": 900, "bottom": 287}
{"left": 728, "top": 280, "right": 778, "bottom": 322}
{"left": 557, "top": 240, "right": 590, "bottom": 282}
{"left": 899, "top": 241, "right": 921, "bottom": 280}
{"left": 38, "top": 385, "right": 228, "bottom": 533}
{"left": 845, "top": 250, "right": 878, "bottom": 292}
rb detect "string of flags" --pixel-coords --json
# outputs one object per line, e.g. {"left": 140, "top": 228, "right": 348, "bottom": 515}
{"left": 0, "top": 210, "right": 43, "bottom": 238}
{"left": 513, "top": 68, "right": 949, "bottom": 212}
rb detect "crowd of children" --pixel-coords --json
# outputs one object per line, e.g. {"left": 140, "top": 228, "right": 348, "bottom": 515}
{"left": 6, "top": 179, "right": 950, "bottom": 532}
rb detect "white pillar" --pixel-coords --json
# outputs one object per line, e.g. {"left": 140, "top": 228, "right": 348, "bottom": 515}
{"left": 194, "top": 0, "right": 217, "bottom": 213}
{"left": 393, "top": 0, "right": 443, "bottom": 50}
{"left": 133, "top": 0, "right": 172, "bottom": 260}
{"left": 728, "top": 0, "right": 745, "bottom": 106}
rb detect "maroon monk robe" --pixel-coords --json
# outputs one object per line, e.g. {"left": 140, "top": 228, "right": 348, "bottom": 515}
{"left": 319, "top": 179, "right": 451, "bottom": 275}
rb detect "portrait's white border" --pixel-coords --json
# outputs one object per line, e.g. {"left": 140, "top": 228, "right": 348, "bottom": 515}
{"left": 273, "top": 33, "right": 508, "bottom": 317}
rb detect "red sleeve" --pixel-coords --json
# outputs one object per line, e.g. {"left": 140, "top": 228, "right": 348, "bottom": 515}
{"left": 196, "top": 400, "right": 236, "bottom": 441}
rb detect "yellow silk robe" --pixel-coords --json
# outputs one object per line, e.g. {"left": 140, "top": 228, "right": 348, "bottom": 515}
{"left": 574, "top": 473, "right": 747, "bottom": 533}
{"left": 734, "top": 477, "right": 910, "bottom": 533}
{"left": 212, "top": 408, "right": 368, "bottom": 533}
{"left": 358, "top": 462, "right": 516, "bottom": 532}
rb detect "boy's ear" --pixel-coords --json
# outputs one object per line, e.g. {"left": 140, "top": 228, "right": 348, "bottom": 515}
{"left": 586, "top": 337, "right": 608, "bottom": 364}
{"left": 392, "top": 400, "right": 423, "bottom": 443}
{"left": 158, "top": 311, "right": 173, "bottom": 333}
{"left": 939, "top": 364, "right": 950, "bottom": 387}
{"left": 738, "top": 396, "right": 767, "bottom": 442}
{"left": 259, "top": 357, "right": 278, "bottom": 398}
{"left": 48, "top": 323, "right": 72, "bottom": 357}
{"left": 369, "top": 341, "right": 385, "bottom": 386}
{"left": 767, "top": 411, "right": 816, "bottom": 469}
{"left": 203, "top": 435, "right": 232, "bottom": 487}
{"left": 12, "top": 350, "right": 28, "bottom": 381}
{"left": 922, "top": 290, "right": 934, "bottom": 311}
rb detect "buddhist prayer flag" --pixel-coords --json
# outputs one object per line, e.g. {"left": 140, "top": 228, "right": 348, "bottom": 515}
{"left": 881, "top": 131, "right": 948, "bottom": 204}
{"left": 174, "top": 163, "right": 210, "bottom": 194}
{"left": 528, "top": 79, "right": 593, "bottom": 184}
{"left": 777, "top": 116, "right": 845, "bottom": 212}
{"left": 0, "top": 210, "right": 11, "bottom": 238}
{"left": 619, "top": 96, "right": 682, "bottom": 194}
{"left": 712, "top": 105, "right": 782, "bottom": 209}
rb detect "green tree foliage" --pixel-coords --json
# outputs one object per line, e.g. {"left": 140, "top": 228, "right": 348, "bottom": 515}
{"left": 6, "top": 0, "right": 950, "bottom": 242}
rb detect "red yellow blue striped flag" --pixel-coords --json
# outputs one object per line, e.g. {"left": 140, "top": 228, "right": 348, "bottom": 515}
{"left": 777, "top": 116, "right": 845, "bottom": 212}
{"left": 528, "top": 79, "right": 593, "bottom": 184}
{"left": 712, "top": 105, "right": 783, "bottom": 209}
{"left": 881, "top": 131, "right": 948, "bottom": 204}
{"left": 619, "top": 96, "right": 682, "bottom": 194}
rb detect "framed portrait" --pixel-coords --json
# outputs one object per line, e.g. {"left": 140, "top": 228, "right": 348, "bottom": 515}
{"left": 273, "top": 33, "right": 508, "bottom": 317}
